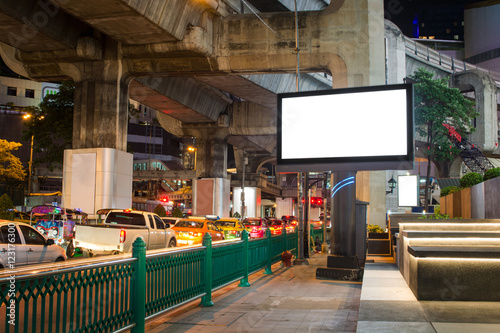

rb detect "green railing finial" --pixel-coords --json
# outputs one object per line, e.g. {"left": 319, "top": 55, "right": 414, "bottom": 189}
{"left": 264, "top": 228, "right": 273, "bottom": 275}
{"left": 201, "top": 232, "right": 214, "bottom": 307}
{"left": 239, "top": 230, "right": 251, "bottom": 287}
{"left": 132, "top": 237, "right": 147, "bottom": 333}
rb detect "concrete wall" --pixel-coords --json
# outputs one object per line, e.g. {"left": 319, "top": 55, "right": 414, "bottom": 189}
{"left": 465, "top": 3, "right": 500, "bottom": 73}
{"left": 0, "top": 76, "right": 42, "bottom": 107}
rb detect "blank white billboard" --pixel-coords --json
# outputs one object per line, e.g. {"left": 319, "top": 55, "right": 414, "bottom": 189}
{"left": 277, "top": 84, "right": 414, "bottom": 172}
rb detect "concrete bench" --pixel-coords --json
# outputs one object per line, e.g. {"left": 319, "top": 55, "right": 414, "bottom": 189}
{"left": 397, "top": 222, "right": 500, "bottom": 276}
{"left": 406, "top": 245, "right": 500, "bottom": 301}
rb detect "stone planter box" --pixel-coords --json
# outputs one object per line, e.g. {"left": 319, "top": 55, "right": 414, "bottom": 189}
{"left": 367, "top": 232, "right": 391, "bottom": 255}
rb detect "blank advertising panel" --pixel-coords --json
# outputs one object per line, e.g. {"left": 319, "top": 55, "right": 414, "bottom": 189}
{"left": 398, "top": 175, "right": 419, "bottom": 207}
{"left": 277, "top": 84, "right": 414, "bottom": 172}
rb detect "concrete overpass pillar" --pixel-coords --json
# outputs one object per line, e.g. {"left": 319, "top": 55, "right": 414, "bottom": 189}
{"left": 192, "top": 136, "right": 230, "bottom": 217}
{"left": 196, "top": 137, "right": 228, "bottom": 179}
{"left": 64, "top": 57, "right": 133, "bottom": 216}
{"left": 450, "top": 70, "right": 499, "bottom": 153}
{"left": 72, "top": 61, "right": 129, "bottom": 151}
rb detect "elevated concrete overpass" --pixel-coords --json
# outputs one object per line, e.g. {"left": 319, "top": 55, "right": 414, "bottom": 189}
{"left": 385, "top": 20, "right": 500, "bottom": 162}
{"left": 0, "top": 0, "right": 387, "bottom": 227}
{"left": 1, "top": 0, "right": 497, "bottom": 224}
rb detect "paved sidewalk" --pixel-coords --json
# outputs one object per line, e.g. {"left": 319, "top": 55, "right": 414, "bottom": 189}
{"left": 145, "top": 254, "right": 500, "bottom": 333}
{"left": 357, "top": 257, "right": 500, "bottom": 333}
{"left": 145, "top": 253, "right": 361, "bottom": 333}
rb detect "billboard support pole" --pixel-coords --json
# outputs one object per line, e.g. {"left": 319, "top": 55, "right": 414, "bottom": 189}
{"left": 294, "top": 172, "right": 308, "bottom": 265}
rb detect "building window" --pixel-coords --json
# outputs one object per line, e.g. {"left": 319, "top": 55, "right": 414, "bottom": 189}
{"left": 7, "top": 87, "right": 17, "bottom": 96}
{"left": 25, "top": 89, "right": 35, "bottom": 98}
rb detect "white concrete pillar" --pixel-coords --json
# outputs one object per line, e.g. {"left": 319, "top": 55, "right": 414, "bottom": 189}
{"left": 193, "top": 178, "right": 230, "bottom": 217}
{"left": 232, "top": 187, "right": 261, "bottom": 218}
{"left": 62, "top": 148, "right": 133, "bottom": 218}
{"left": 276, "top": 198, "right": 294, "bottom": 219}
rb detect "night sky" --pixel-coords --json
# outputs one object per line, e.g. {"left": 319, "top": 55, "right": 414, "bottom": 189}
{"left": 384, "top": 0, "right": 481, "bottom": 37}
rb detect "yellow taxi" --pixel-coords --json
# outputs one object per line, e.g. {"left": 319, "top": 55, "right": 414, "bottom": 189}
{"left": 214, "top": 218, "right": 247, "bottom": 240}
{"left": 10, "top": 210, "right": 31, "bottom": 223}
{"left": 171, "top": 218, "right": 225, "bottom": 246}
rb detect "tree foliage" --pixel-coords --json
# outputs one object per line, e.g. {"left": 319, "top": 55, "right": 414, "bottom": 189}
{"left": 411, "top": 68, "right": 477, "bottom": 161}
{"left": 410, "top": 68, "right": 477, "bottom": 209}
{"left": 22, "top": 81, "right": 74, "bottom": 170}
{"left": 154, "top": 204, "right": 167, "bottom": 217}
{"left": 0, "top": 193, "right": 14, "bottom": 220}
{"left": 171, "top": 207, "right": 184, "bottom": 218}
{"left": 0, "top": 139, "right": 26, "bottom": 183}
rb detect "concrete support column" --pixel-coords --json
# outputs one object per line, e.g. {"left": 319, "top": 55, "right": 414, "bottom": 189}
{"left": 196, "top": 137, "right": 228, "bottom": 179}
{"left": 191, "top": 135, "right": 230, "bottom": 217}
{"left": 73, "top": 60, "right": 130, "bottom": 151}
{"left": 63, "top": 148, "right": 133, "bottom": 218}
{"left": 65, "top": 55, "right": 132, "bottom": 216}
{"left": 232, "top": 187, "right": 261, "bottom": 218}
{"left": 450, "top": 70, "right": 499, "bottom": 153}
{"left": 332, "top": 171, "right": 356, "bottom": 256}
{"left": 193, "top": 178, "right": 230, "bottom": 217}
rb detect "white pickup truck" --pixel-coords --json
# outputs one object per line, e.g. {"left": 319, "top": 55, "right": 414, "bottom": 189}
{"left": 74, "top": 210, "right": 177, "bottom": 256}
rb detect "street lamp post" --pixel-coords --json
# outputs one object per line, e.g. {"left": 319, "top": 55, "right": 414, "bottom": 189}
{"left": 23, "top": 113, "right": 44, "bottom": 195}
{"left": 187, "top": 146, "right": 197, "bottom": 170}
{"left": 23, "top": 114, "right": 34, "bottom": 195}
{"left": 27, "top": 134, "right": 33, "bottom": 195}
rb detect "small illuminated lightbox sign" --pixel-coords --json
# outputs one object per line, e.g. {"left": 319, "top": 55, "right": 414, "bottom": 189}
{"left": 277, "top": 84, "right": 414, "bottom": 172}
{"left": 397, "top": 175, "right": 419, "bottom": 207}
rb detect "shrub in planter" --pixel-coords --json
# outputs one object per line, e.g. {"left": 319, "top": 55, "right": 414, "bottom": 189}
{"left": 440, "top": 186, "right": 460, "bottom": 197}
{"left": 484, "top": 167, "right": 500, "bottom": 181}
{"left": 459, "top": 172, "right": 483, "bottom": 188}
{"left": 367, "top": 224, "right": 384, "bottom": 233}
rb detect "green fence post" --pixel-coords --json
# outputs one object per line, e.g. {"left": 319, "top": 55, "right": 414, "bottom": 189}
{"left": 310, "top": 224, "right": 314, "bottom": 253}
{"left": 239, "top": 230, "right": 250, "bottom": 287}
{"left": 131, "top": 238, "right": 146, "bottom": 333}
{"left": 200, "top": 233, "right": 214, "bottom": 307}
{"left": 283, "top": 225, "right": 287, "bottom": 251}
{"left": 264, "top": 228, "right": 273, "bottom": 274}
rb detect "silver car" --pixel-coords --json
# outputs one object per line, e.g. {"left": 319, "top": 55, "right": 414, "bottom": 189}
{"left": 0, "top": 220, "right": 67, "bottom": 269}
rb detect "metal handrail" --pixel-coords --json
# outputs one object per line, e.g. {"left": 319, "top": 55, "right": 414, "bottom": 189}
{"left": 0, "top": 257, "right": 136, "bottom": 282}
{"left": 404, "top": 36, "right": 500, "bottom": 85}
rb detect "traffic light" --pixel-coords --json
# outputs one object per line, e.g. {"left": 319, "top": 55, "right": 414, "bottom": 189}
{"left": 310, "top": 197, "right": 323, "bottom": 208}
{"left": 301, "top": 197, "right": 324, "bottom": 207}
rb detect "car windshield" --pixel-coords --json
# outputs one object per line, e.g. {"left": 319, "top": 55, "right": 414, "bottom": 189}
{"left": 106, "top": 212, "right": 146, "bottom": 226}
{"left": 268, "top": 220, "right": 282, "bottom": 226}
{"left": 244, "top": 219, "right": 261, "bottom": 226}
{"left": 175, "top": 220, "right": 204, "bottom": 228}
{"left": 35, "top": 214, "right": 62, "bottom": 221}
{"left": 216, "top": 221, "right": 236, "bottom": 228}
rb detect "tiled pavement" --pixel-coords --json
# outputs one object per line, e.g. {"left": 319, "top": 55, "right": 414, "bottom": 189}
{"left": 144, "top": 254, "right": 500, "bottom": 333}
{"left": 145, "top": 254, "right": 361, "bottom": 333}
{"left": 357, "top": 257, "right": 500, "bottom": 333}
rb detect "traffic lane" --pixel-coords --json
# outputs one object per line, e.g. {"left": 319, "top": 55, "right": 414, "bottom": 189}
{"left": 0, "top": 238, "right": 238, "bottom": 277}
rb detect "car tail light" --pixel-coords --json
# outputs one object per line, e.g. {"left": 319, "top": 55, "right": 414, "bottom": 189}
{"left": 230, "top": 230, "right": 237, "bottom": 235}
{"left": 120, "top": 230, "right": 126, "bottom": 243}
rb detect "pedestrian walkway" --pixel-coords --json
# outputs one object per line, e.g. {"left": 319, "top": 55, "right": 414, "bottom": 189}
{"left": 358, "top": 257, "right": 500, "bottom": 333}
{"left": 144, "top": 254, "right": 500, "bottom": 333}
{"left": 145, "top": 253, "right": 361, "bottom": 332}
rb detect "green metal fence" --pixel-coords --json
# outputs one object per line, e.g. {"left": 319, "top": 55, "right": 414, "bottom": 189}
{"left": 310, "top": 225, "right": 327, "bottom": 252}
{"left": 0, "top": 228, "right": 297, "bottom": 333}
